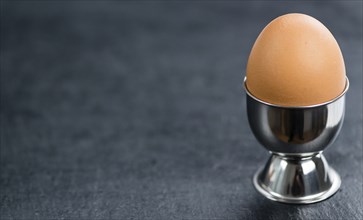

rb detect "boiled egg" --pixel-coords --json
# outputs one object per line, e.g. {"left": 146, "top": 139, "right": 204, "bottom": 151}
{"left": 246, "top": 13, "right": 346, "bottom": 106}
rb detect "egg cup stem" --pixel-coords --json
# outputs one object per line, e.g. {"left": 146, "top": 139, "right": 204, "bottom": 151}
{"left": 253, "top": 152, "right": 341, "bottom": 204}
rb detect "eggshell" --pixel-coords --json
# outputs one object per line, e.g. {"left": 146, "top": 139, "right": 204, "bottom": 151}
{"left": 246, "top": 13, "right": 346, "bottom": 106}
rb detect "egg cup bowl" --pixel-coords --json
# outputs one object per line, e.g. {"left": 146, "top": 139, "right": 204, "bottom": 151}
{"left": 244, "top": 77, "right": 349, "bottom": 204}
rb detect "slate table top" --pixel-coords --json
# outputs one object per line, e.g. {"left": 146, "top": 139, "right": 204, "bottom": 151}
{"left": 1, "top": 1, "right": 362, "bottom": 219}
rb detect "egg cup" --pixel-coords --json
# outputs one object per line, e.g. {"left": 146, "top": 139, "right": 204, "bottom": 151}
{"left": 244, "top": 77, "right": 349, "bottom": 204}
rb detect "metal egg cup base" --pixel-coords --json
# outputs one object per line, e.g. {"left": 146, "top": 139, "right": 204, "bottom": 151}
{"left": 253, "top": 153, "right": 341, "bottom": 204}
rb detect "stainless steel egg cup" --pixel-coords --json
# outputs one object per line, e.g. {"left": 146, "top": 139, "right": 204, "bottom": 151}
{"left": 244, "top": 77, "right": 349, "bottom": 204}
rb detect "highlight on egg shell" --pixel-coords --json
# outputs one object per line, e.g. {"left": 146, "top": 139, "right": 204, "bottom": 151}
{"left": 246, "top": 13, "right": 346, "bottom": 107}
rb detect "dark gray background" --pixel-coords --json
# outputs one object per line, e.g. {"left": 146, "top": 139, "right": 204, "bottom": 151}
{"left": 1, "top": 1, "right": 362, "bottom": 219}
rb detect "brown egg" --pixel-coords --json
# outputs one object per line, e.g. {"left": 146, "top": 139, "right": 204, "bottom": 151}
{"left": 246, "top": 13, "right": 346, "bottom": 106}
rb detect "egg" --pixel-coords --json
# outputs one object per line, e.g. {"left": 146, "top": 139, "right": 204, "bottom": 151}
{"left": 246, "top": 13, "right": 346, "bottom": 106}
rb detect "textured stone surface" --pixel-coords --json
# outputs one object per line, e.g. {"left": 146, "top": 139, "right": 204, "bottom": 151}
{"left": 1, "top": 2, "right": 362, "bottom": 219}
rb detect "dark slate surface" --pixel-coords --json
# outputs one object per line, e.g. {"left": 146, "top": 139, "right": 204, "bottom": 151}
{"left": 1, "top": 2, "right": 362, "bottom": 219}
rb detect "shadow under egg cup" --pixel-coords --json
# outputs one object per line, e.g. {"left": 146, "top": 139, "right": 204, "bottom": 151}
{"left": 244, "top": 77, "right": 349, "bottom": 204}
